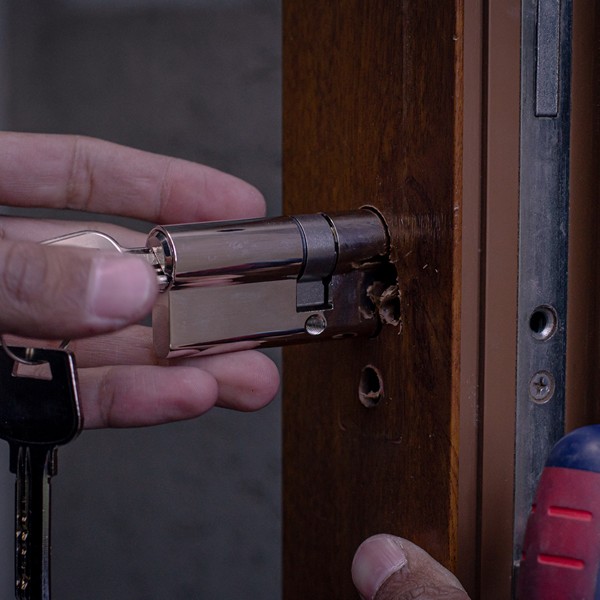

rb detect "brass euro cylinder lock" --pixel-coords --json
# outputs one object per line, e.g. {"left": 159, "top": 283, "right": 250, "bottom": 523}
{"left": 47, "top": 208, "right": 394, "bottom": 357}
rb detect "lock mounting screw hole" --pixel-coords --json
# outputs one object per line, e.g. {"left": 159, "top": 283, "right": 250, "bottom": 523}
{"left": 529, "top": 305, "right": 557, "bottom": 341}
{"left": 358, "top": 365, "right": 384, "bottom": 408}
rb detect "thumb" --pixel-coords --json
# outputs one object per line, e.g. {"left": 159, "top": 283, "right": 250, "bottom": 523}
{"left": 352, "top": 534, "right": 469, "bottom": 600}
{"left": 0, "top": 240, "right": 157, "bottom": 339}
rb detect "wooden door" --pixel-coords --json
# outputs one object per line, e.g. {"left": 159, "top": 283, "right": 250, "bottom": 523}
{"left": 282, "top": 2, "right": 600, "bottom": 599}
{"left": 282, "top": 2, "right": 465, "bottom": 597}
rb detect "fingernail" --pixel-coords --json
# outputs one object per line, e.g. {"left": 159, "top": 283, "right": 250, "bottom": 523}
{"left": 351, "top": 534, "right": 408, "bottom": 600}
{"left": 88, "top": 256, "right": 157, "bottom": 324}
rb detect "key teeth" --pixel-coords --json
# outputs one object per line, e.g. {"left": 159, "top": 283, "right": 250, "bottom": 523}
{"left": 18, "top": 576, "right": 30, "bottom": 592}
{"left": 46, "top": 448, "right": 58, "bottom": 478}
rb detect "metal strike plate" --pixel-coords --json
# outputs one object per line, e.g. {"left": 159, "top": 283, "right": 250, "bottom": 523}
{"left": 46, "top": 209, "right": 394, "bottom": 357}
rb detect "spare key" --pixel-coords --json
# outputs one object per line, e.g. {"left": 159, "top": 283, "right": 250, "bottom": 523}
{"left": 0, "top": 345, "right": 82, "bottom": 600}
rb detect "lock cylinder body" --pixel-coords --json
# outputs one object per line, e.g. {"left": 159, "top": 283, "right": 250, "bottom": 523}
{"left": 147, "top": 209, "right": 391, "bottom": 357}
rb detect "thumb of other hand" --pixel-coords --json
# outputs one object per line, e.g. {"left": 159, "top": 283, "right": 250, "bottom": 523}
{"left": 352, "top": 534, "right": 470, "bottom": 600}
{"left": 0, "top": 240, "right": 157, "bottom": 339}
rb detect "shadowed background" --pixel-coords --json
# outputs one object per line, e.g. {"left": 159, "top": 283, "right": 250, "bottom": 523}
{"left": 0, "top": 0, "right": 282, "bottom": 597}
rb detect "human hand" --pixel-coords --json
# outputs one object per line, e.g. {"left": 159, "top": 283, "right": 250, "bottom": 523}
{"left": 0, "top": 132, "right": 280, "bottom": 428}
{"left": 352, "top": 535, "right": 470, "bottom": 600}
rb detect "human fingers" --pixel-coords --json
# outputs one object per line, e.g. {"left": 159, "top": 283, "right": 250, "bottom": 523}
{"left": 0, "top": 216, "right": 148, "bottom": 247}
{"left": 352, "top": 535, "right": 469, "bottom": 600}
{"left": 4, "top": 326, "right": 158, "bottom": 366}
{"left": 0, "top": 132, "right": 266, "bottom": 223}
{"left": 0, "top": 241, "right": 157, "bottom": 339}
{"left": 77, "top": 365, "right": 219, "bottom": 428}
{"left": 78, "top": 351, "right": 280, "bottom": 429}
{"left": 175, "top": 351, "right": 281, "bottom": 411}
{"left": 71, "top": 329, "right": 281, "bottom": 412}
{"left": 7, "top": 326, "right": 277, "bottom": 386}
{"left": 6, "top": 321, "right": 280, "bottom": 427}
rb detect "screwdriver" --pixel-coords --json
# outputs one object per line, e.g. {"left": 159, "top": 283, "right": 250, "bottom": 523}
{"left": 518, "top": 424, "right": 600, "bottom": 598}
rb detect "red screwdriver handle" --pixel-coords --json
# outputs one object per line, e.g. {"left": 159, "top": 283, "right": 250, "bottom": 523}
{"left": 518, "top": 425, "right": 600, "bottom": 599}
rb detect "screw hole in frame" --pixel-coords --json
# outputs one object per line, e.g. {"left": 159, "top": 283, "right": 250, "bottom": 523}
{"left": 529, "top": 305, "right": 558, "bottom": 341}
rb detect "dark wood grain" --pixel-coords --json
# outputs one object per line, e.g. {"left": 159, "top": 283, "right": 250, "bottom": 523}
{"left": 283, "top": 1, "right": 463, "bottom": 597}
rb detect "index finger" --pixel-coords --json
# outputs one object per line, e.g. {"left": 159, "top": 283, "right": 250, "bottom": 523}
{"left": 0, "top": 132, "right": 266, "bottom": 223}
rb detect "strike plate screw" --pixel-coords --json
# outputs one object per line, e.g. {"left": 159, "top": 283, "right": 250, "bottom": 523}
{"left": 529, "top": 371, "right": 555, "bottom": 404}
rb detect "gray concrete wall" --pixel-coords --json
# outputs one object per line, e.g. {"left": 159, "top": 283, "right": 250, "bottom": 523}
{"left": 0, "top": 2, "right": 10, "bottom": 590}
{"left": 1, "top": 1, "right": 281, "bottom": 597}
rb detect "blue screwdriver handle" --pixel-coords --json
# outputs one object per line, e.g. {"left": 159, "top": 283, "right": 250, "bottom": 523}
{"left": 518, "top": 425, "right": 600, "bottom": 599}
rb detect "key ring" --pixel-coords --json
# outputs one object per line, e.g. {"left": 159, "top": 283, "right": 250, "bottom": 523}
{"left": 0, "top": 336, "right": 70, "bottom": 366}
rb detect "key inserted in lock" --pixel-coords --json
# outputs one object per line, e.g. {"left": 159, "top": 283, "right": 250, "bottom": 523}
{"left": 148, "top": 208, "right": 391, "bottom": 356}
{"left": 48, "top": 208, "right": 395, "bottom": 357}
